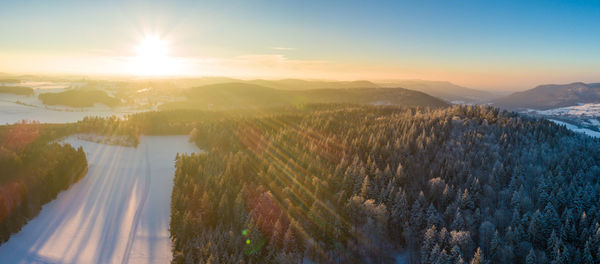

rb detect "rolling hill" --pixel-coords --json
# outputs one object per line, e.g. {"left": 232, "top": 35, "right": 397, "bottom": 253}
{"left": 161, "top": 82, "right": 449, "bottom": 110}
{"left": 247, "top": 78, "right": 379, "bottom": 90}
{"left": 378, "top": 79, "right": 495, "bottom": 103}
{"left": 39, "top": 89, "right": 120, "bottom": 108}
{"left": 171, "top": 78, "right": 380, "bottom": 90}
{"left": 0, "top": 86, "right": 34, "bottom": 95}
{"left": 492, "top": 82, "right": 600, "bottom": 110}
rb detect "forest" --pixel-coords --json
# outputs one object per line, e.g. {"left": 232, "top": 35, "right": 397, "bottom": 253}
{"left": 159, "top": 82, "right": 449, "bottom": 110}
{"left": 38, "top": 89, "right": 120, "bottom": 108}
{"left": 3, "top": 103, "right": 599, "bottom": 263}
{"left": 161, "top": 104, "right": 600, "bottom": 264}
{"left": 0, "top": 121, "right": 88, "bottom": 243}
{"left": 0, "top": 86, "right": 34, "bottom": 95}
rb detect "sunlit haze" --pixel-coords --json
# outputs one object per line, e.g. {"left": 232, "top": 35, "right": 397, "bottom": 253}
{"left": 1, "top": 0, "right": 600, "bottom": 91}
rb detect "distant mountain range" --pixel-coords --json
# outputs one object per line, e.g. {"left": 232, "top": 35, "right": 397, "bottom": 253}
{"left": 172, "top": 78, "right": 492, "bottom": 103}
{"left": 171, "top": 78, "right": 380, "bottom": 90}
{"left": 248, "top": 79, "right": 379, "bottom": 90}
{"left": 493, "top": 82, "right": 600, "bottom": 110}
{"left": 378, "top": 80, "right": 496, "bottom": 103}
{"left": 160, "top": 82, "right": 449, "bottom": 110}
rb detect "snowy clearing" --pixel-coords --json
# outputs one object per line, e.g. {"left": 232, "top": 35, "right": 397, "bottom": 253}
{"left": 549, "top": 119, "right": 600, "bottom": 138}
{"left": 0, "top": 99, "right": 137, "bottom": 124}
{"left": 535, "top": 103, "right": 600, "bottom": 117}
{"left": 0, "top": 81, "right": 148, "bottom": 124}
{"left": 0, "top": 135, "right": 199, "bottom": 264}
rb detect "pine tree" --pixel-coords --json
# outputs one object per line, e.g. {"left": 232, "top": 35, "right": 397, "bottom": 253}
{"left": 528, "top": 210, "right": 543, "bottom": 246}
{"left": 396, "top": 163, "right": 406, "bottom": 185}
{"left": 283, "top": 225, "right": 297, "bottom": 254}
{"left": 438, "top": 249, "right": 451, "bottom": 264}
{"left": 451, "top": 245, "right": 463, "bottom": 263}
{"left": 429, "top": 244, "right": 441, "bottom": 264}
{"left": 526, "top": 249, "right": 536, "bottom": 264}
{"left": 426, "top": 203, "right": 442, "bottom": 228}
{"left": 421, "top": 225, "right": 437, "bottom": 262}
{"left": 542, "top": 203, "right": 560, "bottom": 239}
{"left": 488, "top": 230, "right": 502, "bottom": 262}
{"left": 583, "top": 240, "right": 594, "bottom": 264}
{"left": 360, "top": 175, "right": 370, "bottom": 198}
{"left": 470, "top": 247, "right": 484, "bottom": 264}
{"left": 271, "top": 220, "right": 284, "bottom": 249}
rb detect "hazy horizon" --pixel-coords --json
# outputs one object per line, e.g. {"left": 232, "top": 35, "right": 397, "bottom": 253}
{"left": 1, "top": 0, "right": 600, "bottom": 92}
{"left": 0, "top": 72, "right": 595, "bottom": 94}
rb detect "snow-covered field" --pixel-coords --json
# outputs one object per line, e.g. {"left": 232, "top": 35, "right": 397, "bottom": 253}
{"left": 0, "top": 91, "right": 146, "bottom": 125}
{"left": 534, "top": 103, "right": 600, "bottom": 117}
{"left": 549, "top": 119, "right": 600, "bottom": 138}
{"left": 0, "top": 98, "right": 137, "bottom": 124}
{"left": 0, "top": 81, "right": 141, "bottom": 124}
{"left": 521, "top": 103, "right": 600, "bottom": 138}
{"left": 0, "top": 135, "right": 199, "bottom": 264}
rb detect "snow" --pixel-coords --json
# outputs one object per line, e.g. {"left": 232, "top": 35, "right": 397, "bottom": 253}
{"left": 0, "top": 91, "right": 142, "bottom": 125}
{"left": 0, "top": 135, "right": 200, "bottom": 264}
{"left": 588, "top": 118, "right": 600, "bottom": 126}
{"left": 536, "top": 103, "right": 600, "bottom": 117}
{"left": 0, "top": 80, "right": 150, "bottom": 125}
{"left": 526, "top": 104, "right": 600, "bottom": 138}
{"left": 549, "top": 119, "right": 600, "bottom": 138}
{"left": 0, "top": 99, "right": 137, "bottom": 124}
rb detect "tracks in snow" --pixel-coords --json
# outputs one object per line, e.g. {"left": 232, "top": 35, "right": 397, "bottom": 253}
{"left": 121, "top": 144, "right": 152, "bottom": 264}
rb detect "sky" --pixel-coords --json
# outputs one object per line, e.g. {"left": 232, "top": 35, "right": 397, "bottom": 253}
{"left": 0, "top": 0, "right": 599, "bottom": 91}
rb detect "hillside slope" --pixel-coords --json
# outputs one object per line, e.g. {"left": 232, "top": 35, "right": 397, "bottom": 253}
{"left": 39, "top": 89, "right": 120, "bottom": 108}
{"left": 162, "top": 82, "right": 449, "bottom": 109}
{"left": 493, "top": 82, "right": 600, "bottom": 110}
{"left": 248, "top": 79, "right": 379, "bottom": 90}
{"left": 378, "top": 80, "right": 495, "bottom": 103}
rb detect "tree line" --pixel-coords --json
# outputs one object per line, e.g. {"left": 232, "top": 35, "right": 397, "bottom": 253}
{"left": 0, "top": 121, "right": 88, "bottom": 244}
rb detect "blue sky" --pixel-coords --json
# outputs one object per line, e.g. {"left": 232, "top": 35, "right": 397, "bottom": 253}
{"left": 1, "top": 0, "right": 599, "bottom": 90}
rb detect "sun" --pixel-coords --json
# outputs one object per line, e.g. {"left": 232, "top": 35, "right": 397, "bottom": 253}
{"left": 136, "top": 35, "right": 168, "bottom": 58}
{"left": 131, "top": 34, "right": 178, "bottom": 76}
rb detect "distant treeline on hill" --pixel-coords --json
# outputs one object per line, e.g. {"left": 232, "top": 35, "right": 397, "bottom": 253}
{"left": 0, "top": 86, "right": 33, "bottom": 95}
{"left": 160, "top": 82, "right": 450, "bottom": 110}
{"left": 39, "top": 89, "right": 119, "bottom": 108}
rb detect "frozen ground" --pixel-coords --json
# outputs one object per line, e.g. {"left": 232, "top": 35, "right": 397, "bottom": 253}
{"left": 521, "top": 104, "right": 600, "bottom": 138}
{"left": 549, "top": 119, "right": 600, "bottom": 138}
{"left": 0, "top": 135, "right": 199, "bottom": 264}
{"left": 0, "top": 98, "right": 137, "bottom": 124}
{"left": 0, "top": 81, "right": 146, "bottom": 124}
{"left": 536, "top": 103, "right": 600, "bottom": 117}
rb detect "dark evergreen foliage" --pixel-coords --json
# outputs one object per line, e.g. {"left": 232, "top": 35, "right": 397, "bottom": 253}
{"left": 165, "top": 104, "right": 600, "bottom": 263}
{"left": 0, "top": 121, "right": 88, "bottom": 244}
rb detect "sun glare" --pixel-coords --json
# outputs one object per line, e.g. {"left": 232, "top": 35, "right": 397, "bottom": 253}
{"left": 131, "top": 34, "right": 178, "bottom": 76}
